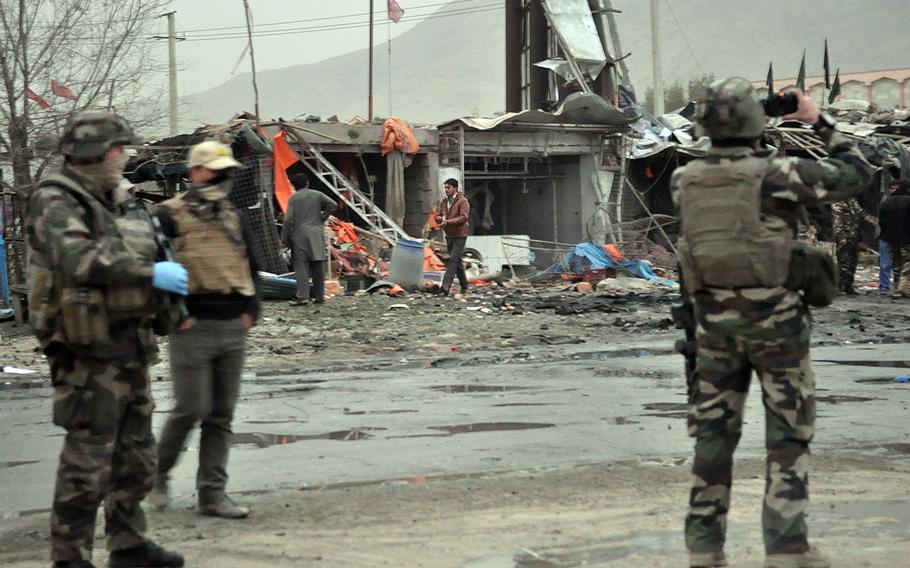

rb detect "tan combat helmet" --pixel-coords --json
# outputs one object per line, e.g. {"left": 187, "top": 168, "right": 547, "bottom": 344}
{"left": 59, "top": 110, "right": 134, "bottom": 159}
{"left": 695, "top": 77, "right": 765, "bottom": 140}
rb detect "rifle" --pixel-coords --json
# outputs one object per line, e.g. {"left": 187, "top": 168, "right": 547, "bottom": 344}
{"left": 670, "top": 298, "right": 697, "bottom": 401}
{"left": 150, "top": 214, "right": 190, "bottom": 325}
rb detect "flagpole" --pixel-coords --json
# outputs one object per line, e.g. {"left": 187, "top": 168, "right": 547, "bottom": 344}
{"left": 368, "top": 0, "right": 374, "bottom": 121}
{"left": 387, "top": 19, "right": 392, "bottom": 116}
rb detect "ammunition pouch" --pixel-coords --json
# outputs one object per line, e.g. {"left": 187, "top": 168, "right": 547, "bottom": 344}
{"left": 785, "top": 242, "right": 839, "bottom": 307}
{"left": 60, "top": 287, "right": 110, "bottom": 347}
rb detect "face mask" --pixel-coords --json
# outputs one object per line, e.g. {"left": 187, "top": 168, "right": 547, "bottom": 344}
{"left": 69, "top": 152, "right": 130, "bottom": 193}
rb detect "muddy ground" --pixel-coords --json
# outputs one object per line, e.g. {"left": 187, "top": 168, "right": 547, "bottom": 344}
{"left": 1, "top": 276, "right": 909, "bottom": 567}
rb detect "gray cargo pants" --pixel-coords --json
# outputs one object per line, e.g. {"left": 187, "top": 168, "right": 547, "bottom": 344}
{"left": 157, "top": 318, "right": 246, "bottom": 504}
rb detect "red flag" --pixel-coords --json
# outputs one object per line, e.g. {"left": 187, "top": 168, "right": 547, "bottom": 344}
{"left": 51, "top": 79, "right": 77, "bottom": 100}
{"left": 272, "top": 130, "right": 299, "bottom": 214}
{"left": 387, "top": 0, "right": 404, "bottom": 23}
{"left": 25, "top": 87, "right": 50, "bottom": 109}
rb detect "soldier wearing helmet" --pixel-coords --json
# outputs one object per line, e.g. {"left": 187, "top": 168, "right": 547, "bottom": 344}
{"left": 26, "top": 111, "right": 186, "bottom": 568}
{"left": 673, "top": 79, "right": 871, "bottom": 568}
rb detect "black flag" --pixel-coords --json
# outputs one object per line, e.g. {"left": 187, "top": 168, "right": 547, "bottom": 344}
{"left": 823, "top": 39, "right": 830, "bottom": 89}
{"left": 828, "top": 68, "right": 841, "bottom": 104}
{"left": 796, "top": 49, "right": 806, "bottom": 91}
{"left": 766, "top": 62, "right": 774, "bottom": 94}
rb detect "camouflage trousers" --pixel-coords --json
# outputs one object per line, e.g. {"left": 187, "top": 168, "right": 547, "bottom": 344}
{"left": 836, "top": 239, "right": 860, "bottom": 290}
{"left": 686, "top": 287, "right": 816, "bottom": 558}
{"left": 48, "top": 348, "right": 156, "bottom": 562}
{"left": 889, "top": 243, "right": 910, "bottom": 293}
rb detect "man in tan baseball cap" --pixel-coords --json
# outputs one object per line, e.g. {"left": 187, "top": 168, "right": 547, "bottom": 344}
{"left": 151, "top": 139, "right": 260, "bottom": 520}
{"left": 187, "top": 139, "right": 241, "bottom": 174}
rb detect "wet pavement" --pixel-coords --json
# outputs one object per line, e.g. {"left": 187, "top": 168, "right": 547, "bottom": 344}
{"left": 2, "top": 339, "right": 908, "bottom": 524}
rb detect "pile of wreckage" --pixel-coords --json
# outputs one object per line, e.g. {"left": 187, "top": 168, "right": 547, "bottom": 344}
{"left": 625, "top": 99, "right": 910, "bottom": 245}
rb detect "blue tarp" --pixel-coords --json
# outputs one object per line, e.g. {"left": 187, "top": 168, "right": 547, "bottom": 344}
{"left": 550, "top": 242, "right": 677, "bottom": 287}
{"left": 0, "top": 210, "right": 9, "bottom": 309}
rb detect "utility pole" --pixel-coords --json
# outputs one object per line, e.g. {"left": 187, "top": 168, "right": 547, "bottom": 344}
{"left": 368, "top": 0, "right": 374, "bottom": 121}
{"left": 650, "top": 0, "right": 664, "bottom": 116}
{"left": 166, "top": 11, "right": 178, "bottom": 136}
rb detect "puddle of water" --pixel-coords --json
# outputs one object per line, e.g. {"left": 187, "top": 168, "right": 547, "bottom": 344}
{"left": 232, "top": 428, "right": 384, "bottom": 447}
{"left": 643, "top": 402, "right": 688, "bottom": 411}
{"left": 815, "top": 395, "right": 882, "bottom": 404}
{"left": 431, "top": 385, "right": 531, "bottom": 393}
{"left": 854, "top": 377, "right": 900, "bottom": 384}
{"left": 818, "top": 359, "right": 910, "bottom": 368}
{"left": 429, "top": 422, "right": 554, "bottom": 435}
{"left": 0, "top": 460, "right": 39, "bottom": 470}
{"left": 641, "top": 412, "right": 688, "bottom": 419}
{"left": 343, "top": 409, "right": 419, "bottom": 415}
{"left": 571, "top": 348, "right": 673, "bottom": 361}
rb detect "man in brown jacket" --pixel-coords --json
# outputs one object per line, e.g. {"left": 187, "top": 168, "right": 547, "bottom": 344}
{"left": 434, "top": 178, "right": 471, "bottom": 295}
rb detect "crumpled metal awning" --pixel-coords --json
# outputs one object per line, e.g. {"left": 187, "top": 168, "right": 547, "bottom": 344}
{"left": 540, "top": 0, "right": 607, "bottom": 80}
{"left": 438, "top": 93, "right": 637, "bottom": 131}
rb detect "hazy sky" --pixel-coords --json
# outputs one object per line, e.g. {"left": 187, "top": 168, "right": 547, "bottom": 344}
{"left": 160, "top": 0, "right": 484, "bottom": 95}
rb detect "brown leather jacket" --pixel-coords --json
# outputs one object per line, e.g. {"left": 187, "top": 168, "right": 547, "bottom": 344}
{"left": 434, "top": 192, "right": 470, "bottom": 237}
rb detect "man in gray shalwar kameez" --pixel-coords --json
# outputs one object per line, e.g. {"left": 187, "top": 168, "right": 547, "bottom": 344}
{"left": 281, "top": 173, "right": 338, "bottom": 305}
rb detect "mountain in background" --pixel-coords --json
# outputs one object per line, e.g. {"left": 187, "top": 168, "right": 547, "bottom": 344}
{"left": 180, "top": 1, "right": 505, "bottom": 130}
{"left": 182, "top": 0, "right": 909, "bottom": 130}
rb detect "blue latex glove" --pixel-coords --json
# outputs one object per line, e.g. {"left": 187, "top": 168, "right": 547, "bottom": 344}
{"left": 152, "top": 261, "right": 189, "bottom": 296}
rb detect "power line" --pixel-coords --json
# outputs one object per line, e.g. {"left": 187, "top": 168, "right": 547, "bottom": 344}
{"left": 177, "top": 0, "right": 489, "bottom": 34}
{"left": 662, "top": 0, "right": 703, "bottom": 75}
{"left": 171, "top": 4, "right": 501, "bottom": 42}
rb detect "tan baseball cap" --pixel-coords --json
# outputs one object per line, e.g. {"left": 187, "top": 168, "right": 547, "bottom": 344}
{"left": 187, "top": 140, "right": 241, "bottom": 170}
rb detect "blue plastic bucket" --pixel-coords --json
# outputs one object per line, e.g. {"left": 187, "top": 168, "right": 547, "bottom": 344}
{"left": 389, "top": 238, "right": 424, "bottom": 289}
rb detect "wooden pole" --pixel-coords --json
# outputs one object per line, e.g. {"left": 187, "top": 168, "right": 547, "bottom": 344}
{"left": 368, "top": 0, "right": 374, "bottom": 121}
{"left": 242, "top": 0, "right": 261, "bottom": 125}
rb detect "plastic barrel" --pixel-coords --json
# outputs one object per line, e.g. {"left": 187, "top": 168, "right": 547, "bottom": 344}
{"left": 389, "top": 238, "right": 425, "bottom": 289}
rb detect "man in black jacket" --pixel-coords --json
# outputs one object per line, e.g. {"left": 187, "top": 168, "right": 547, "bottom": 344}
{"left": 879, "top": 179, "right": 910, "bottom": 296}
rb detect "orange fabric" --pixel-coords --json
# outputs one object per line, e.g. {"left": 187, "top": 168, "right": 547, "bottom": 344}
{"left": 272, "top": 130, "right": 299, "bottom": 213}
{"left": 331, "top": 220, "right": 366, "bottom": 253}
{"left": 426, "top": 211, "right": 440, "bottom": 230}
{"left": 380, "top": 117, "right": 420, "bottom": 156}
{"left": 603, "top": 244, "right": 623, "bottom": 261}
{"left": 423, "top": 247, "right": 445, "bottom": 272}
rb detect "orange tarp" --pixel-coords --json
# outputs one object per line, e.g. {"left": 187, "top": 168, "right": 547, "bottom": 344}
{"left": 331, "top": 219, "right": 366, "bottom": 253}
{"left": 380, "top": 117, "right": 420, "bottom": 156}
{"left": 423, "top": 247, "right": 445, "bottom": 272}
{"left": 603, "top": 244, "right": 622, "bottom": 261}
{"left": 272, "top": 130, "right": 298, "bottom": 213}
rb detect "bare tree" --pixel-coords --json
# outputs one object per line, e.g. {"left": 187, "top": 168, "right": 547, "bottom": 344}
{"left": 0, "top": 0, "right": 171, "bottom": 197}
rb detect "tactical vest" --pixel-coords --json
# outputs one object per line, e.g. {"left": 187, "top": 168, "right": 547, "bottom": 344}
{"left": 675, "top": 155, "right": 794, "bottom": 291}
{"left": 159, "top": 192, "right": 255, "bottom": 296}
{"left": 28, "top": 174, "right": 159, "bottom": 356}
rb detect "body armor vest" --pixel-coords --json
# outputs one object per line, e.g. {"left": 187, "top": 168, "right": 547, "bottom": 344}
{"left": 160, "top": 191, "right": 255, "bottom": 296}
{"left": 28, "top": 174, "right": 158, "bottom": 356}
{"left": 676, "top": 155, "right": 794, "bottom": 291}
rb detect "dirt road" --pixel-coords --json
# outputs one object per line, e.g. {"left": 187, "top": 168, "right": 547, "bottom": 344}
{"left": 1, "top": 287, "right": 909, "bottom": 567}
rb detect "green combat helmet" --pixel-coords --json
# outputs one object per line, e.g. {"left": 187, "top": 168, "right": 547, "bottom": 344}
{"left": 59, "top": 110, "right": 134, "bottom": 159}
{"left": 695, "top": 77, "right": 765, "bottom": 140}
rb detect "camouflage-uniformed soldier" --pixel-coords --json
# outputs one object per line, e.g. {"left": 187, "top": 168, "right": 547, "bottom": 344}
{"left": 832, "top": 198, "right": 867, "bottom": 294}
{"left": 673, "top": 79, "right": 871, "bottom": 568}
{"left": 27, "top": 111, "right": 187, "bottom": 568}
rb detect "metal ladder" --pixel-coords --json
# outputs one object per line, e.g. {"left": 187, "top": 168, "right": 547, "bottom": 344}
{"left": 284, "top": 126, "right": 410, "bottom": 244}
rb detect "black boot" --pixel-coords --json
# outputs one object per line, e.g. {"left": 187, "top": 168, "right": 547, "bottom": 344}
{"left": 53, "top": 561, "right": 96, "bottom": 568}
{"left": 844, "top": 284, "right": 857, "bottom": 296}
{"left": 108, "top": 542, "right": 184, "bottom": 568}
